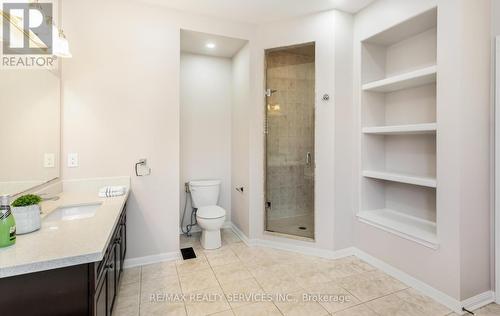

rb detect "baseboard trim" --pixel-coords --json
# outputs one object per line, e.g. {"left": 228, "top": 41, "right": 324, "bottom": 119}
{"left": 461, "top": 291, "right": 495, "bottom": 312}
{"left": 123, "top": 251, "right": 179, "bottom": 269}
{"left": 230, "top": 222, "right": 256, "bottom": 246}
{"left": 230, "top": 223, "right": 355, "bottom": 259}
{"left": 254, "top": 238, "right": 356, "bottom": 259}
{"left": 353, "top": 249, "right": 463, "bottom": 313}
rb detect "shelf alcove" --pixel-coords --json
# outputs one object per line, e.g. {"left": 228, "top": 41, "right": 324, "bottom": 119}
{"left": 359, "top": 7, "right": 439, "bottom": 248}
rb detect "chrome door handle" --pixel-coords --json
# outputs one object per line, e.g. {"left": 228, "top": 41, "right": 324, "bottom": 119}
{"left": 265, "top": 89, "right": 277, "bottom": 97}
{"left": 306, "top": 152, "right": 312, "bottom": 166}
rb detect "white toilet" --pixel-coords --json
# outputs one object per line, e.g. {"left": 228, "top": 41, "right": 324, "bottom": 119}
{"left": 189, "top": 180, "right": 226, "bottom": 249}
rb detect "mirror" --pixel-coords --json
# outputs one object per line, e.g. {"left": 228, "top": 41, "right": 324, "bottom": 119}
{"left": 0, "top": 69, "right": 60, "bottom": 196}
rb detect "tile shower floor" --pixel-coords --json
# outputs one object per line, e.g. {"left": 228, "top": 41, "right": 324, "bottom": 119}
{"left": 267, "top": 215, "right": 314, "bottom": 239}
{"left": 114, "top": 229, "right": 499, "bottom": 316}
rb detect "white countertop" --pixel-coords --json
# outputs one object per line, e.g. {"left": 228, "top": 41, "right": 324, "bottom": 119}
{"left": 0, "top": 188, "right": 129, "bottom": 278}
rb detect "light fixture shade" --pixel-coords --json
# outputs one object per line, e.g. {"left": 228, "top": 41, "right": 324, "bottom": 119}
{"left": 52, "top": 25, "right": 72, "bottom": 58}
{"left": 54, "top": 36, "right": 71, "bottom": 58}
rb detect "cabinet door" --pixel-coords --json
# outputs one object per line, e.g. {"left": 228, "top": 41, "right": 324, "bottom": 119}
{"left": 94, "top": 272, "right": 107, "bottom": 316}
{"left": 114, "top": 226, "right": 123, "bottom": 281}
{"left": 106, "top": 244, "right": 117, "bottom": 315}
{"left": 121, "top": 212, "right": 127, "bottom": 264}
{"left": 120, "top": 213, "right": 126, "bottom": 271}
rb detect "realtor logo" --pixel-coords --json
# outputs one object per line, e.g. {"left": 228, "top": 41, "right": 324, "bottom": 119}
{"left": 2, "top": 2, "right": 53, "bottom": 55}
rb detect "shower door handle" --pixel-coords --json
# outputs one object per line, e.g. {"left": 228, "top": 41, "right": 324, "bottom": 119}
{"left": 265, "top": 89, "right": 277, "bottom": 97}
{"left": 305, "top": 152, "right": 312, "bottom": 166}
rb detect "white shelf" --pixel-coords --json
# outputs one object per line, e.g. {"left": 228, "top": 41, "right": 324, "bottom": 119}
{"left": 357, "top": 209, "right": 438, "bottom": 249}
{"left": 362, "top": 66, "right": 437, "bottom": 93}
{"left": 363, "top": 123, "right": 437, "bottom": 135}
{"left": 362, "top": 7, "right": 437, "bottom": 46}
{"left": 363, "top": 170, "right": 437, "bottom": 188}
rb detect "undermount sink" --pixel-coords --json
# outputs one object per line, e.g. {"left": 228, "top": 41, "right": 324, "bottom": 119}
{"left": 44, "top": 203, "right": 102, "bottom": 222}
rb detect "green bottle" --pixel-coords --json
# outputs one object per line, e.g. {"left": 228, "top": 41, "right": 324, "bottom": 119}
{"left": 0, "top": 195, "right": 16, "bottom": 247}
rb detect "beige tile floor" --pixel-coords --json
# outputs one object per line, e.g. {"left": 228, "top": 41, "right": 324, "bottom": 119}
{"left": 114, "top": 229, "right": 499, "bottom": 316}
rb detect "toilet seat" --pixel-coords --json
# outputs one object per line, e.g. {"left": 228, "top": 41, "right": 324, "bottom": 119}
{"left": 197, "top": 205, "right": 226, "bottom": 219}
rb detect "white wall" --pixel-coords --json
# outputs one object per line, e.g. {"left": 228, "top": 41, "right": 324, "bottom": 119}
{"left": 456, "top": 0, "right": 491, "bottom": 300}
{"left": 231, "top": 44, "right": 251, "bottom": 236}
{"left": 62, "top": 0, "right": 256, "bottom": 261}
{"left": 491, "top": 0, "right": 500, "bottom": 297}
{"left": 333, "top": 11, "right": 355, "bottom": 250}
{"left": 180, "top": 53, "right": 232, "bottom": 227}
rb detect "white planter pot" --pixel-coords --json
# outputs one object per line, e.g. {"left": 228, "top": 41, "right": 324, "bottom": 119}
{"left": 12, "top": 205, "right": 41, "bottom": 235}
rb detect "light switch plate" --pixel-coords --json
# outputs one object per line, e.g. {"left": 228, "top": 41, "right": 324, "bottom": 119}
{"left": 68, "top": 153, "right": 78, "bottom": 168}
{"left": 44, "top": 153, "right": 55, "bottom": 168}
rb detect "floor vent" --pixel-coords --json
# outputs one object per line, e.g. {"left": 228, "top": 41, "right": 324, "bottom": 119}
{"left": 180, "top": 247, "right": 197, "bottom": 260}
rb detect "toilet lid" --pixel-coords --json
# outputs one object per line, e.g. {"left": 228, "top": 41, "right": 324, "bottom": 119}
{"left": 197, "top": 206, "right": 226, "bottom": 219}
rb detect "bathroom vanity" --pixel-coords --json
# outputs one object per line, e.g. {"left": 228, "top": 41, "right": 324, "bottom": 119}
{"left": 0, "top": 186, "right": 129, "bottom": 316}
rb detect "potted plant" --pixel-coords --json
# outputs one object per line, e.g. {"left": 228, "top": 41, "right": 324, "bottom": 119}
{"left": 11, "top": 194, "right": 42, "bottom": 235}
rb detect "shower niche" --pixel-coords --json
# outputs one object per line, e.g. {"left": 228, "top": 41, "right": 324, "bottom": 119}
{"left": 358, "top": 7, "right": 439, "bottom": 248}
{"left": 264, "top": 42, "right": 316, "bottom": 239}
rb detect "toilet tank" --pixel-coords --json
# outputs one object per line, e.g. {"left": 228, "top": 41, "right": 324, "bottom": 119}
{"left": 189, "top": 180, "right": 221, "bottom": 208}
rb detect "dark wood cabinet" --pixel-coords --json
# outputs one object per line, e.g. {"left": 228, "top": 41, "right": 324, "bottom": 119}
{"left": 0, "top": 203, "right": 127, "bottom": 316}
{"left": 120, "top": 213, "right": 127, "bottom": 273}
{"left": 114, "top": 216, "right": 125, "bottom": 283}
{"left": 94, "top": 204, "right": 127, "bottom": 316}
{"left": 106, "top": 243, "right": 117, "bottom": 315}
{"left": 94, "top": 269, "right": 107, "bottom": 316}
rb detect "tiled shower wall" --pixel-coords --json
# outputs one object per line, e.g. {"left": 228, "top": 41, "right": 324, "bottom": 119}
{"left": 266, "top": 47, "right": 315, "bottom": 220}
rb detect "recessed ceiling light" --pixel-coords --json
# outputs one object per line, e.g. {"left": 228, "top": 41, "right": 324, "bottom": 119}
{"left": 206, "top": 42, "right": 216, "bottom": 49}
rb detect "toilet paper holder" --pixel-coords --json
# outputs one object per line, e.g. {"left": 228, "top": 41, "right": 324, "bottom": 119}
{"left": 135, "top": 159, "right": 151, "bottom": 177}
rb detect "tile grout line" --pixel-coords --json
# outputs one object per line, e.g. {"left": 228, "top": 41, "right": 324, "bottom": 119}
{"left": 245, "top": 255, "right": 286, "bottom": 316}
{"left": 207, "top": 240, "right": 238, "bottom": 315}
{"left": 229, "top": 235, "right": 285, "bottom": 316}
{"left": 173, "top": 258, "right": 189, "bottom": 316}
{"left": 343, "top": 288, "right": 410, "bottom": 316}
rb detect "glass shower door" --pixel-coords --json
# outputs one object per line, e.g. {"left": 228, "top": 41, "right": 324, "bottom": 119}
{"left": 264, "top": 43, "right": 315, "bottom": 239}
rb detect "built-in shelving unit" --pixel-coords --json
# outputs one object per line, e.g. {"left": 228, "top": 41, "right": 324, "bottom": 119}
{"left": 362, "top": 123, "right": 437, "bottom": 135}
{"left": 362, "top": 66, "right": 437, "bottom": 93}
{"left": 357, "top": 209, "right": 438, "bottom": 248}
{"left": 362, "top": 170, "right": 436, "bottom": 188}
{"left": 359, "top": 7, "right": 438, "bottom": 248}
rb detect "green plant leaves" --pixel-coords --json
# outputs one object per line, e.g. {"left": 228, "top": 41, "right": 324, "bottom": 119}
{"left": 11, "top": 194, "right": 42, "bottom": 207}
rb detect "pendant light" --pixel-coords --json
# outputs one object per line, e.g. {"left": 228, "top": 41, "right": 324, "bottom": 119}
{"left": 52, "top": 26, "right": 71, "bottom": 58}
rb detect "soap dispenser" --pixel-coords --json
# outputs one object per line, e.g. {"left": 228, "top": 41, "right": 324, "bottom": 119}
{"left": 0, "top": 195, "right": 16, "bottom": 247}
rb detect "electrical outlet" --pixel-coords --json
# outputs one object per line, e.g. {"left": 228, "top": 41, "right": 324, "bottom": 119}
{"left": 44, "top": 153, "right": 55, "bottom": 168}
{"left": 68, "top": 153, "right": 78, "bottom": 168}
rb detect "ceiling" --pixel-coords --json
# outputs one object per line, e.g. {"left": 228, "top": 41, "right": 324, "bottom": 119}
{"left": 144, "top": 0, "right": 376, "bottom": 24}
{"left": 181, "top": 30, "right": 248, "bottom": 58}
